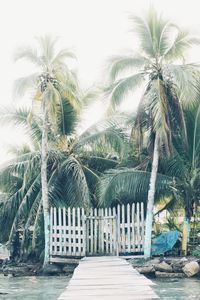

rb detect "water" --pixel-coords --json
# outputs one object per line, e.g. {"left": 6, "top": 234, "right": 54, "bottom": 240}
{"left": 152, "top": 277, "right": 200, "bottom": 299}
{"left": 0, "top": 274, "right": 200, "bottom": 299}
{"left": 0, "top": 275, "right": 70, "bottom": 300}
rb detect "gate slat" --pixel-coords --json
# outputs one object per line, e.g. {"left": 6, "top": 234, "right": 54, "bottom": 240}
{"left": 105, "top": 208, "right": 108, "bottom": 253}
{"left": 72, "top": 208, "right": 76, "bottom": 255}
{"left": 90, "top": 208, "right": 94, "bottom": 254}
{"left": 58, "top": 208, "right": 62, "bottom": 255}
{"left": 112, "top": 207, "right": 117, "bottom": 255}
{"left": 141, "top": 202, "right": 145, "bottom": 252}
{"left": 117, "top": 205, "right": 121, "bottom": 253}
{"left": 94, "top": 208, "right": 97, "bottom": 254}
{"left": 108, "top": 207, "right": 112, "bottom": 254}
{"left": 63, "top": 207, "right": 66, "bottom": 255}
{"left": 132, "top": 203, "right": 135, "bottom": 253}
{"left": 82, "top": 208, "right": 86, "bottom": 256}
{"left": 136, "top": 202, "right": 140, "bottom": 252}
{"left": 127, "top": 204, "right": 131, "bottom": 253}
{"left": 50, "top": 207, "right": 53, "bottom": 255}
{"left": 122, "top": 204, "right": 126, "bottom": 253}
{"left": 68, "top": 207, "right": 71, "bottom": 255}
{"left": 100, "top": 208, "right": 104, "bottom": 253}
{"left": 77, "top": 207, "right": 81, "bottom": 256}
{"left": 54, "top": 207, "right": 57, "bottom": 255}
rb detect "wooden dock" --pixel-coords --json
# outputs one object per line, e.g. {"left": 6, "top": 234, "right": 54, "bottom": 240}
{"left": 58, "top": 257, "right": 159, "bottom": 300}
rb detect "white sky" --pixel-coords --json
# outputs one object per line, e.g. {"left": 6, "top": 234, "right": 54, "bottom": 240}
{"left": 0, "top": 0, "right": 200, "bottom": 163}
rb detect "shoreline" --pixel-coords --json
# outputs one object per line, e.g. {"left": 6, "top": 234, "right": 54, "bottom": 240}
{"left": 1, "top": 256, "right": 200, "bottom": 278}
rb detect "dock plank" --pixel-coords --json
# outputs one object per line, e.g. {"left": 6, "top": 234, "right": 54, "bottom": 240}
{"left": 58, "top": 257, "right": 159, "bottom": 300}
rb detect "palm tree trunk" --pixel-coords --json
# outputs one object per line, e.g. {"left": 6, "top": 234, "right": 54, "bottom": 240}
{"left": 144, "top": 133, "right": 159, "bottom": 259}
{"left": 41, "top": 103, "right": 50, "bottom": 268}
{"left": 182, "top": 216, "right": 189, "bottom": 255}
{"left": 182, "top": 195, "right": 191, "bottom": 255}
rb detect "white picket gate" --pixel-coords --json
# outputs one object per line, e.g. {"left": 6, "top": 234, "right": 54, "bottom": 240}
{"left": 50, "top": 203, "right": 145, "bottom": 260}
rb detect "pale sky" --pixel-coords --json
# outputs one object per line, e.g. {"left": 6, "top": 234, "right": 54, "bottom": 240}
{"left": 0, "top": 0, "right": 200, "bottom": 163}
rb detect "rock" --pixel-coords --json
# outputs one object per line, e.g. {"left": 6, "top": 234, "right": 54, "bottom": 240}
{"left": 63, "top": 264, "right": 77, "bottom": 274}
{"left": 172, "top": 258, "right": 188, "bottom": 272}
{"left": 130, "top": 257, "right": 160, "bottom": 268}
{"left": 154, "top": 261, "right": 173, "bottom": 273}
{"left": 3, "top": 266, "right": 31, "bottom": 276}
{"left": 182, "top": 261, "right": 200, "bottom": 277}
{"left": 155, "top": 271, "right": 186, "bottom": 278}
{"left": 145, "top": 258, "right": 161, "bottom": 266}
{"left": 42, "top": 264, "right": 63, "bottom": 275}
{"left": 136, "top": 266, "right": 155, "bottom": 274}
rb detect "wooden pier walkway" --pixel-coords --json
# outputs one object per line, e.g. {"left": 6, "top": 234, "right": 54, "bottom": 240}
{"left": 58, "top": 257, "right": 159, "bottom": 300}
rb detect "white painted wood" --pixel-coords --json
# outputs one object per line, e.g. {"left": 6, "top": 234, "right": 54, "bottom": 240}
{"left": 122, "top": 204, "right": 125, "bottom": 253}
{"left": 63, "top": 207, "right": 66, "bottom": 254}
{"left": 98, "top": 208, "right": 104, "bottom": 254}
{"left": 90, "top": 208, "right": 94, "bottom": 254}
{"left": 77, "top": 207, "right": 81, "bottom": 256}
{"left": 72, "top": 208, "right": 76, "bottom": 256}
{"left": 105, "top": 208, "right": 108, "bottom": 253}
{"left": 117, "top": 205, "right": 121, "bottom": 253}
{"left": 94, "top": 208, "right": 97, "bottom": 253}
{"left": 136, "top": 202, "right": 140, "bottom": 252}
{"left": 108, "top": 207, "right": 112, "bottom": 254}
{"left": 53, "top": 207, "right": 57, "bottom": 255}
{"left": 50, "top": 207, "right": 53, "bottom": 255}
{"left": 82, "top": 208, "right": 86, "bottom": 256}
{"left": 141, "top": 202, "right": 145, "bottom": 252}
{"left": 127, "top": 204, "right": 131, "bottom": 253}
{"left": 50, "top": 203, "right": 145, "bottom": 259}
{"left": 68, "top": 207, "right": 71, "bottom": 255}
{"left": 58, "top": 207, "right": 62, "bottom": 255}
{"left": 112, "top": 207, "right": 116, "bottom": 255}
{"left": 132, "top": 203, "right": 135, "bottom": 253}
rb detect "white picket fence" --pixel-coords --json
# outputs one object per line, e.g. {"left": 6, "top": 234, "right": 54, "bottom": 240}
{"left": 50, "top": 203, "right": 145, "bottom": 259}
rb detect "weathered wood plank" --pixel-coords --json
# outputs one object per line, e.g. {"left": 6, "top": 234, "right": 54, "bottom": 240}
{"left": 58, "top": 257, "right": 159, "bottom": 300}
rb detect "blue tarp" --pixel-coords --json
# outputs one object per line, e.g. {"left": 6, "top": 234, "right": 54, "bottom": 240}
{"left": 151, "top": 230, "right": 180, "bottom": 255}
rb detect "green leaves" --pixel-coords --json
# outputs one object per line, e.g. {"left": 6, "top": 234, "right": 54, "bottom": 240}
{"left": 105, "top": 73, "right": 144, "bottom": 112}
{"left": 97, "top": 168, "right": 173, "bottom": 207}
{"left": 107, "top": 54, "right": 149, "bottom": 82}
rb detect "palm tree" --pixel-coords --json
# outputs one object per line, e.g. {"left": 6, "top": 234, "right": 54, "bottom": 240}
{"left": 0, "top": 106, "right": 126, "bottom": 259}
{"left": 14, "top": 36, "right": 82, "bottom": 268}
{"left": 105, "top": 8, "right": 200, "bottom": 258}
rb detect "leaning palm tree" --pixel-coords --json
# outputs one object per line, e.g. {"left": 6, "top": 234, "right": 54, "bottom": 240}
{"left": 105, "top": 8, "right": 200, "bottom": 257}
{"left": 14, "top": 36, "right": 82, "bottom": 268}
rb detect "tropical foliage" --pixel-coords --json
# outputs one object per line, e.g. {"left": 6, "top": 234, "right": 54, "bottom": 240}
{"left": 1, "top": 8, "right": 200, "bottom": 262}
{"left": 0, "top": 106, "right": 126, "bottom": 259}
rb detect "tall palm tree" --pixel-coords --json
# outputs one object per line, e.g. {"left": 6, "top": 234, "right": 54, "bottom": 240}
{"left": 105, "top": 8, "right": 200, "bottom": 257}
{"left": 14, "top": 36, "right": 82, "bottom": 267}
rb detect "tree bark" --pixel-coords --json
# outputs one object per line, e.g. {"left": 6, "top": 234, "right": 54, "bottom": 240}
{"left": 144, "top": 133, "right": 159, "bottom": 258}
{"left": 41, "top": 102, "right": 50, "bottom": 268}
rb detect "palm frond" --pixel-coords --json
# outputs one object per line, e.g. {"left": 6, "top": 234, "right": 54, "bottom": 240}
{"left": 164, "top": 30, "right": 200, "bottom": 62}
{"left": 105, "top": 73, "right": 144, "bottom": 111}
{"left": 97, "top": 168, "right": 173, "bottom": 207}
{"left": 52, "top": 49, "right": 76, "bottom": 67}
{"left": 107, "top": 54, "right": 149, "bottom": 82}
{"left": 13, "top": 73, "right": 39, "bottom": 98}
{"left": 74, "top": 120, "right": 128, "bottom": 158}
{"left": 14, "top": 47, "right": 42, "bottom": 67}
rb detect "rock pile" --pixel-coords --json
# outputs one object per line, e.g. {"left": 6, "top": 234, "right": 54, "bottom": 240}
{"left": 130, "top": 257, "right": 200, "bottom": 278}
